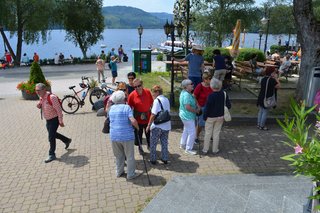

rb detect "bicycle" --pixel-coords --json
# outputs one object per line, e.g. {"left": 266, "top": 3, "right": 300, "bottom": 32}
{"left": 62, "top": 76, "right": 107, "bottom": 114}
{"left": 90, "top": 82, "right": 116, "bottom": 103}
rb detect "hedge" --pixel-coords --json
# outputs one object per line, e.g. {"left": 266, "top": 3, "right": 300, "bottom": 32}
{"left": 203, "top": 47, "right": 265, "bottom": 62}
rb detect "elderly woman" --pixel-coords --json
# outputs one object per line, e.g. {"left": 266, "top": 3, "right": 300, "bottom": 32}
{"left": 128, "top": 79, "right": 153, "bottom": 154}
{"left": 203, "top": 78, "right": 231, "bottom": 154}
{"left": 257, "top": 66, "right": 281, "bottom": 130}
{"left": 109, "top": 91, "right": 143, "bottom": 180}
{"left": 193, "top": 72, "right": 213, "bottom": 143}
{"left": 179, "top": 79, "right": 201, "bottom": 155}
{"left": 146, "top": 85, "right": 171, "bottom": 165}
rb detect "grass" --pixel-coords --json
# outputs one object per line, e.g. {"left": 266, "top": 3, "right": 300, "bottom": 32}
{"left": 135, "top": 71, "right": 296, "bottom": 116}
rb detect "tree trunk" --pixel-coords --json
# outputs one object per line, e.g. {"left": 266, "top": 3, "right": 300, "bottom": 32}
{"left": 0, "top": 27, "right": 16, "bottom": 61}
{"left": 15, "top": 0, "right": 23, "bottom": 66}
{"left": 293, "top": 0, "right": 320, "bottom": 100}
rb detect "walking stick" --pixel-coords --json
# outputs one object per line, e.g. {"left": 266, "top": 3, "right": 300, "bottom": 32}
{"left": 137, "top": 135, "right": 152, "bottom": 185}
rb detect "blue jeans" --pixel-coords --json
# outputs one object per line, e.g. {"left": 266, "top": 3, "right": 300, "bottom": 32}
{"left": 257, "top": 106, "right": 269, "bottom": 127}
{"left": 46, "top": 117, "right": 69, "bottom": 156}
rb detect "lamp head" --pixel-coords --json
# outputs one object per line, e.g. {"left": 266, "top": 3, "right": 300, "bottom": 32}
{"left": 138, "top": 24, "right": 143, "bottom": 35}
{"left": 258, "top": 29, "right": 263, "bottom": 37}
{"left": 176, "top": 22, "right": 183, "bottom": 37}
{"left": 163, "top": 20, "right": 170, "bottom": 36}
{"left": 261, "top": 17, "right": 269, "bottom": 25}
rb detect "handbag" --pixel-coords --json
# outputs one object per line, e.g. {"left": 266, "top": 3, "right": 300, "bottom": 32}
{"left": 223, "top": 92, "right": 231, "bottom": 122}
{"left": 263, "top": 77, "right": 277, "bottom": 108}
{"left": 154, "top": 98, "right": 171, "bottom": 124}
{"left": 102, "top": 116, "right": 110, "bottom": 134}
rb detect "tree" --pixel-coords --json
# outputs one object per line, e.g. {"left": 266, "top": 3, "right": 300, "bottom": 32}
{"left": 0, "top": 0, "right": 56, "bottom": 65}
{"left": 60, "top": 0, "right": 104, "bottom": 58}
{"left": 191, "top": 0, "right": 257, "bottom": 47}
{"left": 293, "top": 0, "right": 320, "bottom": 100}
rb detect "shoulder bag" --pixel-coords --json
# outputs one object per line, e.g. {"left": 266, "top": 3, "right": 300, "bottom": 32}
{"left": 102, "top": 113, "right": 110, "bottom": 134}
{"left": 263, "top": 77, "right": 277, "bottom": 108}
{"left": 224, "top": 92, "right": 231, "bottom": 122}
{"left": 154, "top": 98, "right": 171, "bottom": 124}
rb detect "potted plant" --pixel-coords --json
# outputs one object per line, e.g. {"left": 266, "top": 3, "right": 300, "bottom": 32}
{"left": 278, "top": 99, "right": 320, "bottom": 212}
{"left": 17, "top": 62, "right": 51, "bottom": 100}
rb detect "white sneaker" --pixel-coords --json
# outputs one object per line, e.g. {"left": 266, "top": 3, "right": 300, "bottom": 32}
{"left": 212, "top": 149, "right": 220, "bottom": 154}
{"left": 127, "top": 171, "right": 143, "bottom": 180}
{"left": 185, "top": 150, "right": 197, "bottom": 155}
{"left": 201, "top": 150, "right": 208, "bottom": 155}
{"left": 180, "top": 144, "right": 186, "bottom": 149}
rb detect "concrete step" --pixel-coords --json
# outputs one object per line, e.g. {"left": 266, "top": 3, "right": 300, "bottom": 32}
{"left": 143, "top": 174, "right": 312, "bottom": 213}
{"left": 244, "top": 186, "right": 310, "bottom": 213}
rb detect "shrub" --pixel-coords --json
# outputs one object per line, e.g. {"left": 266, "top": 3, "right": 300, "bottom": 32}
{"left": 157, "top": 53, "right": 163, "bottom": 61}
{"left": 270, "top": 45, "right": 287, "bottom": 56}
{"left": 203, "top": 47, "right": 230, "bottom": 62}
{"left": 17, "top": 62, "right": 50, "bottom": 94}
{"left": 236, "top": 48, "right": 265, "bottom": 62}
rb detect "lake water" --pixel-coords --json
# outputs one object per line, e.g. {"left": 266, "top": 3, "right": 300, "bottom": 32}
{"left": 2, "top": 29, "right": 296, "bottom": 61}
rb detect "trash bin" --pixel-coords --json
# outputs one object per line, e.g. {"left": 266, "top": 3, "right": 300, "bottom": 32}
{"left": 305, "top": 67, "right": 320, "bottom": 107}
{"left": 132, "top": 49, "right": 151, "bottom": 73}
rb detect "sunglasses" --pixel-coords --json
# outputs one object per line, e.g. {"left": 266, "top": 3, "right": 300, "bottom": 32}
{"left": 35, "top": 89, "right": 42, "bottom": 92}
{"left": 134, "top": 84, "right": 142, "bottom": 89}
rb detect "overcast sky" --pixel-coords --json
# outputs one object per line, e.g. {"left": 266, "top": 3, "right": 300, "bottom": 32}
{"left": 103, "top": 0, "right": 265, "bottom": 13}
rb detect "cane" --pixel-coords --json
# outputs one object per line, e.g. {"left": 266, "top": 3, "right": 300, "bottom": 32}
{"left": 137, "top": 135, "right": 152, "bottom": 185}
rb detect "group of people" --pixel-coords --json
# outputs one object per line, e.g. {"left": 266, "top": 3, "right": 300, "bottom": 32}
{"left": 95, "top": 45, "right": 127, "bottom": 84}
{"left": 35, "top": 44, "right": 283, "bottom": 182}
{"left": 101, "top": 72, "right": 171, "bottom": 179}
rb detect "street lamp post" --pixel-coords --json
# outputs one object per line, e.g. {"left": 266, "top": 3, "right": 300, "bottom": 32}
{"left": 258, "top": 29, "right": 263, "bottom": 50}
{"left": 137, "top": 24, "right": 143, "bottom": 75}
{"left": 261, "top": 10, "right": 270, "bottom": 54}
{"left": 163, "top": 20, "right": 183, "bottom": 106}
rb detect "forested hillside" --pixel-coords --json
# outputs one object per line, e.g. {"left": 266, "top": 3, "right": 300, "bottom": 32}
{"left": 102, "top": 6, "right": 173, "bottom": 29}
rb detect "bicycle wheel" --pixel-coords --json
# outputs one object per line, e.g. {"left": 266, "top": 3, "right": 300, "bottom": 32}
{"left": 89, "top": 88, "right": 107, "bottom": 105}
{"left": 61, "top": 95, "right": 80, "bottom": 114}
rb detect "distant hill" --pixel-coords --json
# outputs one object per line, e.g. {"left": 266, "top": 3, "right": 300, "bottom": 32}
{"left": 102, "top": 6, "right": 173, "bottom": 29}
{"left": 150, "top": 12, "right": 173, "bottom": 22}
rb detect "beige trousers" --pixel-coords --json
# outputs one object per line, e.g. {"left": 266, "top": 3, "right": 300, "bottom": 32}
{"left": 203, "top": 117, "right": 224, "bottom": 153}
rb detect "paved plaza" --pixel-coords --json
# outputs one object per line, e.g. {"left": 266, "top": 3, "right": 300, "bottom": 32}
{"left": 0, "top": 63, "right": 294, "bottom": 212}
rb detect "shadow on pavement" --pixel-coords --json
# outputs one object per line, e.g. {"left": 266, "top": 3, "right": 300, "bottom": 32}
{"left": 58, "top": 149, "right": 89, "bottom": 168}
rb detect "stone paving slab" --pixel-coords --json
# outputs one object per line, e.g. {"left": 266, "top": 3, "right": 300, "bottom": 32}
{"left": 0, "top": 94, "right": 294, "bottom": 212}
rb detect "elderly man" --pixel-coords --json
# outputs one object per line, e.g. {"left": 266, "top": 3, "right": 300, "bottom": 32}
{"left": 35, "top": 83, "right": 72, "bottom": 163}
{"left": 109, "top": 91, "right": 143, "bottom": 180}
{"left": 128, "top": 79, "right": 153, "bottom": 154}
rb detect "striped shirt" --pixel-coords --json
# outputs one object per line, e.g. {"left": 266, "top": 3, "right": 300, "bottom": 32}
{"left": 40, "top": 92, "right": 63, "bottom": 123}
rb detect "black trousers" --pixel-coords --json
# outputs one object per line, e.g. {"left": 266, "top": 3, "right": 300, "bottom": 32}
{"left": 46, "top": 117, "right": 69, "bottom": 156}
{"left": 134, "top": 123, "right": 150, "bottom": 148}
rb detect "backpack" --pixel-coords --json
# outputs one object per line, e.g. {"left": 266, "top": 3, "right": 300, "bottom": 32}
{"left": 314, "top": 90, "right": 320, "bottom": 111}
{"left": 47, "top": 93, "right": 62, "bottom": 106}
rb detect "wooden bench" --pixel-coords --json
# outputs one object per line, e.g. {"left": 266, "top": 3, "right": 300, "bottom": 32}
{"left": 179, "top": 65, "right": 188, "bottom": 79}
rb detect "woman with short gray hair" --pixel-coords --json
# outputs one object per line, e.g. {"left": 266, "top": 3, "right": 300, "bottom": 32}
{"left": 108, "top": 91, "right": 143, "bottom": 180}
{"left": 202, "top": 78, "right": 231, "bottom": 154}
{"left": 179, "top": 79, "right": 201, "bottom": 155}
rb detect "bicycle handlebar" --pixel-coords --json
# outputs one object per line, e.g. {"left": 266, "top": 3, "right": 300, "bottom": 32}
{"left": 81, "top": 76, "right": 89, "bottom": 80}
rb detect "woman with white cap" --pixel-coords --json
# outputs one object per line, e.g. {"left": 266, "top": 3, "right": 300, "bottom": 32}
{"left": 174, "top": 45, "right": 205, "bottom": 88}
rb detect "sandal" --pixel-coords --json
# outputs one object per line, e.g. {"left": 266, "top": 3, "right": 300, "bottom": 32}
{"left": 259, "top": 126, "right": 269, "bottom": 131}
